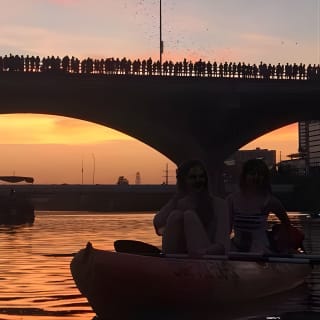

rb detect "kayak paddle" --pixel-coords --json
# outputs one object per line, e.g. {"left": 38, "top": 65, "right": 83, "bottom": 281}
{"left": 114, "top": 239, "right": 320, "bottom": 264}
{"left": 114, "top": 240, "right": 161, "bottom": 256}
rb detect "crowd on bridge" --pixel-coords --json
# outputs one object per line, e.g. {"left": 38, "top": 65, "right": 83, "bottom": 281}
{"left": 1, "top": 53, "right": 320, "bottom": 80}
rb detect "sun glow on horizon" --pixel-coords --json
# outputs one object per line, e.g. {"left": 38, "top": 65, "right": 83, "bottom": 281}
{"left": 0, "top": 113, "right": 176, "bottom": 184}
{"left": 0, "top": 114, "right": 299, "bottom": 184}
{"left": 0, "top": 114, "right": 134, "bottom": 144}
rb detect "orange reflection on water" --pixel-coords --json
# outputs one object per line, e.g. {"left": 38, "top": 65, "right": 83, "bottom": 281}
{"left": 0, "top": 212, "right": 160, "bottom": 320}
{"left": 0, "top": 211, "right": 318, "bottom": 320}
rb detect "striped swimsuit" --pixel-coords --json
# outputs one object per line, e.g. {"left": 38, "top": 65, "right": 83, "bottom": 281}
{"left": 232, "top": 211, "right": 269, "bottom": 252}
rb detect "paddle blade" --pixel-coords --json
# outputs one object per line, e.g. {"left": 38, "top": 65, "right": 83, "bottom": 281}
{"left": 114, "top": 240, "right": 161, "bottom": 256}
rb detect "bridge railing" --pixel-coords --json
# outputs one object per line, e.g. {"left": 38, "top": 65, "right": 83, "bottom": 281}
{"left": 0, "top": 54, "right": 319, "bottom": 80}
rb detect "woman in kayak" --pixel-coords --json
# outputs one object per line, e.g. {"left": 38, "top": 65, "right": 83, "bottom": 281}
{"left": 153, "top": 159, "right": 229, "bottom": 256}
{"left": 227, "top": 158, "right": 301, "bottom": 254}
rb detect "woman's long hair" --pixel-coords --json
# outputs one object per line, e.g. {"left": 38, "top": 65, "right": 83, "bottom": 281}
{"left": 239, "top": 158, "right": 271, "bottom": 194}
{"left": 176, "top": 159, "right": 208, "bottom": 194}
{"left": 176, "top": 159, "right": 213, "bottom": 227}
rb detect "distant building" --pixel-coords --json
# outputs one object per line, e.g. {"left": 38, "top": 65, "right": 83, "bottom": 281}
{"left": 224, "top": 148, "right": 276, "bottom": 183}
{"left": 277, "top": 158, "right": 306, "bottom": 176}
{"left": 299, "top": 121, "right": 320, "bottom": 173}
{"left": 117, "top": 176, "right": 129, "bottom": 185}
{"left": 229, "top": 148, "right": 276, "bottom": 168}
{"left": 135, "top": 172, "right": 141, "bottom": 185}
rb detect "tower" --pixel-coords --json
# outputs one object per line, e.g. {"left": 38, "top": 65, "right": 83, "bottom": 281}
{"left": 135, "top": 172, "right": 141, "bottom": 185}
{"left": 162, "top": 163, "right": 174, "bottom": 184}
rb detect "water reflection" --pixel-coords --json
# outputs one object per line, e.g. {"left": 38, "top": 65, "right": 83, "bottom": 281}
{"left": 0, "top": 212, "right": 319, "bottom": 319}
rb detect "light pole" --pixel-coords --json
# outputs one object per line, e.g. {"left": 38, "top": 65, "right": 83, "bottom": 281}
{"left": 81, "top": 158, "right": 84, "bottom": 184}
{"left": 92, "top": 153, "right": 96, "bottom": 184}
{"left": 318, "top": 0, "right": 320, "bottom": 64}
{"left": 160, "top": 0, "right": 163, "bottom": 74}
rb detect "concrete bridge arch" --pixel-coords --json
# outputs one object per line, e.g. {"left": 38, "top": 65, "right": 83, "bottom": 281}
{"left": 1, "top": 72, "right": 320, "bottom": 194}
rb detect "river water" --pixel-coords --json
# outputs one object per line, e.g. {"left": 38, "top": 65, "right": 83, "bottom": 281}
{"left": 0, "top": 211, "right": 319, "bottom": 320}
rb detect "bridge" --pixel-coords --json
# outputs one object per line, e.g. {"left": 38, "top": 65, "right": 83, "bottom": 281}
{"left": 1, "top": 69, "right": 320, "bottom": 194}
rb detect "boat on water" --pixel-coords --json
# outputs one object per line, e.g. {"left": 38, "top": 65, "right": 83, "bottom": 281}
{"left": 70, "top": 242, "right": 311, "bottom": 319}
{"left": 0, "top": 176, "right": 35, "bottom": 225}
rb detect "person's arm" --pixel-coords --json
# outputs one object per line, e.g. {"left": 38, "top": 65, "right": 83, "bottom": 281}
{"left": 153, "top": 195, "right": 179, "bottom": 236}
{"left": 269, "top": 196, "right": 291, "bottom": 225}
{"left": 226, "top": 194, "right": 234, "bottom": 234}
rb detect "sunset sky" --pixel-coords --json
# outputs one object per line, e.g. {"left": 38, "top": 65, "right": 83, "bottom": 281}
{"left": 0, "top": 0, "right": 317, "bottom": 184}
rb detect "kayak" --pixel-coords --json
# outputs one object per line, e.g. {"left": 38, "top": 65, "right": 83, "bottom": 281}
{"left": 70, "top": 242, "right": 311, "bottom": 319}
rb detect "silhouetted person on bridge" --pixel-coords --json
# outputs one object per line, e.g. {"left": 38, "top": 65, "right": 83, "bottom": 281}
{"left": 3, "top": 53, "right": 320, "bottom": 80}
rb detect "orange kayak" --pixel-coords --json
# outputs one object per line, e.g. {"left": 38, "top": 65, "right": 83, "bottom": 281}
{"left": 70, "top": 243, "right": 310, "bottom": 319}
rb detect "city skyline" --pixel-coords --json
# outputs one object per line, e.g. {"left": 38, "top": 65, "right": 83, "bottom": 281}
{"left": 0, "top": 0, "right": 315, "bottom": 183}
